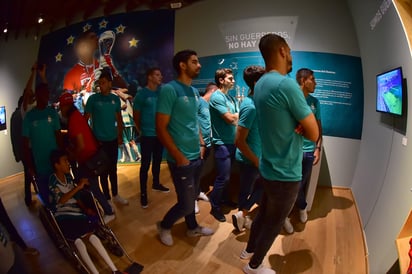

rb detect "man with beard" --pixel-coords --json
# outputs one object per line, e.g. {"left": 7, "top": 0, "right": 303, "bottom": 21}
{"left": 155, "top": 50, "right": 214, "bottom": 246}
{"left": 240, "top": 34, "right": 319, "bottom": 274}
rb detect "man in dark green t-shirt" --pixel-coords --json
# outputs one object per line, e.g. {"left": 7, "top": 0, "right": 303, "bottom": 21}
{"left": 156, "top": 50, "right": 214, "bottom": 246}
{"left": 241, "top": 34, "right": 319, "bottom": 274}
{"left": 22, "top": 83, "right": 61, "bottom": 204}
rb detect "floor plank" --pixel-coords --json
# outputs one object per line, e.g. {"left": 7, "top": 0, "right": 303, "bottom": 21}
{"left": 0, "top": 164, "right": 368, "bottom": 274}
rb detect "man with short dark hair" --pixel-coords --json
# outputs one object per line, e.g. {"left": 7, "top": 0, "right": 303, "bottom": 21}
{"left": 241, "top": 34, "right": 319, "bottom": 274}
{"left": 232, "top": 65, "right": 265, "bottom": 232}
{"left": 133, "top": 67, "right": 169, "bottom": 209}
{"left": 156, "top": 50, "right": 214, "bottom": 246}
{"left": 23, "top": 83, "right": 61, "bottom": 204}
{"left": 283, "top": 68, "right": 323, "bottom": 233}
{"left": 209, "top": 68, "right": 238, "bottom": 222}
{"left": 84, "top": 70, "right": 128, "bottom": 207}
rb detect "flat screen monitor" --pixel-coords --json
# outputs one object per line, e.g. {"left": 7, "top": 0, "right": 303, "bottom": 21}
{"left": 376, "top": 67, "right": 404, "bottom": 116}
{"left": 0, "top": 106, "right": 6, "bottom": 131}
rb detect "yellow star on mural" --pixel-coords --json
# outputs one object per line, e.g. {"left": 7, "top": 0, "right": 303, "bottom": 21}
{"left": 66, "top": 35, "right": 75, "bottom": 45}
{"left": 55, "top": 52, "right": 63, "bottom": 62}
{"left": 116, "top": 24, "right": 126, "bottom": 34}
{"left": 83, "top": 23, "right": 91, "bottom": 32}
{"left": 99, "top": 19, "right": 108, "bottom": 29}
{"left": 128, "top": 37, "right": 139, "bottom": 48}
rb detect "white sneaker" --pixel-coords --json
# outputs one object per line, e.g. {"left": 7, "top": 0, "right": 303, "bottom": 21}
{"left": 197, "top": 192, "right": 209, "bottom": 202}
{"left": 240, "top": 249, "right": 254, "bottom": 260}
{"left": 195, "top": 200, "right": 200, "bottom": 214}
{"left": 232, "top": 211, "right": 245, "bottom": 231}
{"left": 244, "top": 215, "right": 252, "bottom": 230}
{"left": 299, "top": 209, "right": 308, "bottom": 223}
{"left": 243, "top": 263, "right": 276, "bottom": 274}
{"left": 156, "top": 221, "right": 173, "bottom": 246}
{"left": 103, "top": 214, "right": 115, "bottom": 224}
{"left": 113, "top": 195, "right": 129, "bottom": 205}
{"left": 283, "top": 217, "right": 294, "bottom": 234}
{"left": 187, "top": 226, "right": 214, "bottom": 237}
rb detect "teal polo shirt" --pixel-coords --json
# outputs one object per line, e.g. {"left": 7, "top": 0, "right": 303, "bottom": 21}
{"left": 254, "top": 71, "right": 312, "bottom": 181}
{"left": 22, "top": 107, "right": 61, "bottom": 176}
{"left": 85, "top": 93, "right": 121, "bottom": 141}
{"left": 198, "top": 97, "right": 212, "bottom": 148}
{"left": 235, "top": 96, "right": 261, "bottom": 165}
{"left": 303, "top": 95, "right": 321, "bottom": 152}
{"left": 209, "top": 89, "right": 237, "bottom": 145}
{"left": 133, "top": 87, "right": 160, "bottom": 137}
{"left": 157, "top": 80, "right": 200, "bottom": 162}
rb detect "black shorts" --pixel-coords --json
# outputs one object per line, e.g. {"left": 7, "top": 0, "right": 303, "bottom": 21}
{"left": 57, "top": 215, "right": 97, "bottom": 241}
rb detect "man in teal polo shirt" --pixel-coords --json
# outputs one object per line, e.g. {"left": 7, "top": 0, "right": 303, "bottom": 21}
{"left": 209, "top": 68, "right": 239, "bottom": 222}
{"left": 232, "top": 65, "right": 265, "bottom": 232}
{"left": 85, "top": 69, "right": 128, "bottom": 206}
{"left": 133, "top": 67, "right": 170, "bottom": 209}
{"left": 283, "top": 68, "right": 323, "bottom": 234}
{"left": 241, "top": 34, "right": 319, "bottom": 274}
{"left": 23, "top": 83, "right": 61, "bottom": 204}
{"left": 156, "top": 50, "right": 214, "bottom": 246}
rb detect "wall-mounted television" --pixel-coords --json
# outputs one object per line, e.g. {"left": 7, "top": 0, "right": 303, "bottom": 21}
{"left": 0, "top": 106, "right": 6, "bottom": 131}
{"left": 376, "top": 67, "right": 404, "bottom": 116}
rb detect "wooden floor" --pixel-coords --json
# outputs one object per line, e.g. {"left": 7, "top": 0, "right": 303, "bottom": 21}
{"left": 0, "top": 164, "right": 368, "bottom": 274}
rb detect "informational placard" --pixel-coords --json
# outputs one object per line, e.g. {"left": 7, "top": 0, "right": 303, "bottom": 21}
{"left": 193, "top": 51, "right": 363, "bottom": 139}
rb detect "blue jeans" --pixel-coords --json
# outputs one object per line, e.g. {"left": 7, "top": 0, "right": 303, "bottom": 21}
{"left": 78, "top": 164, "right": 114, "bottom": 215}
{"left": 139, "top": 136, "right": 164, "bottom": 194}
{"left": 160, "top": 159, "right": 202, "bottom": 230}
{"left": 209, "top": 144, "right": 236, "bottom": 209}
{"left": 296, "top": 152, "right": 315, "bottom": 210}
{"left": 238, "top": 162, "right": 263, "bottom": 211}
{"left": 246, "top": 179, "right": 300, "bottom": 267}
{"left": 99, "top": 139, "right": 119, "bottom": 199}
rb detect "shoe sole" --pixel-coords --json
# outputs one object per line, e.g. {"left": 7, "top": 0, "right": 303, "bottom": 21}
{"left": 152, "top": 189, "right": 170, "bottom": 193}
{"left": 232, "top": 215, "right": 241, "bottom": 231}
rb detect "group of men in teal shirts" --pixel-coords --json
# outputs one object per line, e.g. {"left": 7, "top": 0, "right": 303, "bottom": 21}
{"left": 22, "top": 33, "right": 322, "bottom": 274}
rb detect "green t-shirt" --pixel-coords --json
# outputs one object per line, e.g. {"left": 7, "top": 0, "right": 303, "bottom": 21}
{"left": 209, "top": 90, "right": 237, "bottom": 145}
{"left": 157, "top": 80, "right": 200, "bottom": 162}
{"left": 235, "top": 96, "right": 261, "bottom": 165}
{"left": 198, "top": 97, "right": 211, "bottom": 148}
{"left": 254, "top": 72, "right": 312, "bottom": 181}
{"left": 133, "top": 87, "right": 160, "bottom": 136}
{"left": 303, "top": 95, "right": 321, "bottom": 152}
{"left": 22, "top": 107, "right": 60, "bottom": 175}
{"left": 85, "top": 93, "right": 121, "bottom": 141}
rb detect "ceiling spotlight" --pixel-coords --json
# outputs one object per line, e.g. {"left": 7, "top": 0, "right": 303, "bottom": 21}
{"left": 3, "top": 27, "right": 7, "bottom": 33}
{"left": 170, "top": 2, "right": 182, "bottom": 9}
{"left": 38, "top": 15, "right": 44, "bottom": 24}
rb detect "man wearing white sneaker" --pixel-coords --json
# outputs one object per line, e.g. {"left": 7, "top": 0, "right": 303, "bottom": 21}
{"left": 241, "top": 34, "right": 319, "bottom": 274}
{"left": 85, "top": 70, "right": 129, "bottom": 207}
{"left": 156, "top": 50, "right": 214, "bottom": 246}
{"left": 232, "top": 66, "right": 265, "bottom": 232}
{"left": 283, "top": 68, "right": 323, "bottom": 233}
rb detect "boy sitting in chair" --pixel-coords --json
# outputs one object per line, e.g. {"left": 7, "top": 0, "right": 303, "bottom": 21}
{"left": 49, "top": 149, "right": 127, "bottom": 274}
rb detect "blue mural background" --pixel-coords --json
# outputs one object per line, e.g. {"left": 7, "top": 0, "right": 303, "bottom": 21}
{"left": 37, "top": 9, "right": 175, "bottom": 103}
{"left": 193, "top": 51, "right": 364, "bottom": 139}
